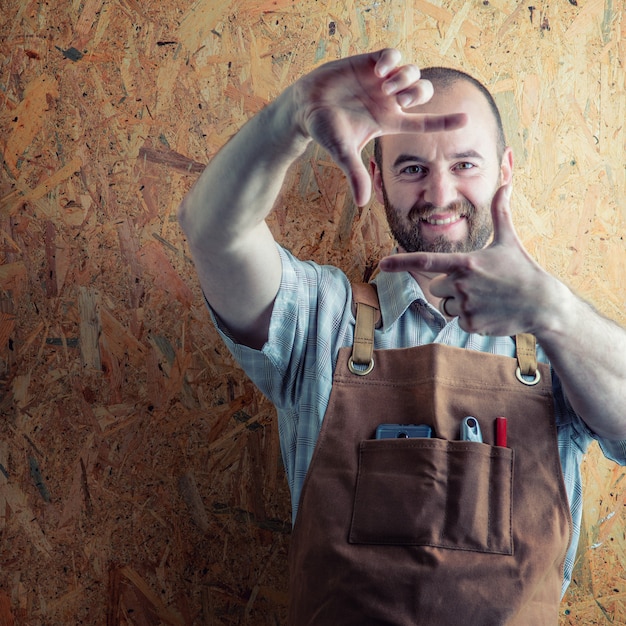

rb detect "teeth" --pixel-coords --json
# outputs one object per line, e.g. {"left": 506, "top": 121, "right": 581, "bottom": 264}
{"left": 422, "top": 215, "right": 462, "bottom": 226}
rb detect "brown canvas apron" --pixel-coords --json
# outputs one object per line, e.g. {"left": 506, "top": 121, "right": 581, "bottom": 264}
{"left": 287, "top": 286, "right": 572, "bottom": 625}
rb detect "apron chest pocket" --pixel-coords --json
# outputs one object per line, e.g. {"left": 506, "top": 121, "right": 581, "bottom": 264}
{"left": 348, "top": 438, "right": 514, "bottom": 555}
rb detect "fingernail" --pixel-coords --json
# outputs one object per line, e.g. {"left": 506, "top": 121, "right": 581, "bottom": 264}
{"left": 377, "top": 63, "right": 390, "bottom": 77}
{"left": 397, "top": 93, "right": 412, "bottom": 108}
{"left": 383, "top": 81, "right": 396, "bottom": 95}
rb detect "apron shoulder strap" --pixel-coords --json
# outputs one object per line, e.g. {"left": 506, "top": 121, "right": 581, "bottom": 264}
{"left": 515, "top": 333, "right": 542, "bottom": 385}
{"left": 349, "top": 283, "right": 381, "bottom": 373}
{"left": 349, "top": 283, "right": 540, "bottom": 385}
{"left": 351, "top": 283, "right": 381, "bottom": 322}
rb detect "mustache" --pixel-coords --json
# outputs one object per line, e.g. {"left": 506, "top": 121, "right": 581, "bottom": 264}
{"left": 407, "top": 199, "right": 476, "bottom": 222}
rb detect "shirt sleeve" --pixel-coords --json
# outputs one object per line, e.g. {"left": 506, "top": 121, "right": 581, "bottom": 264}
{"left": 207, "top": 244, "right": 354, "bottom": 412}
{"left": 552, "top": 369, "right": 626, "bottom": 465}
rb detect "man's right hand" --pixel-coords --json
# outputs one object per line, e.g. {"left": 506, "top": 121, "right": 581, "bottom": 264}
{"left": 290, "top": 48, "right": 467, "bottom": 206}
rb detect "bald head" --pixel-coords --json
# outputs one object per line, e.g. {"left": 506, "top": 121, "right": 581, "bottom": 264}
{"left": 374, "top": 67, "right": 506, "bottom": 169}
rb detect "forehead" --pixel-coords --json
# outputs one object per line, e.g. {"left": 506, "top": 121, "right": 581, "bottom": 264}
{"left": 381, "top": 81, "right": 500, "bottom": 162}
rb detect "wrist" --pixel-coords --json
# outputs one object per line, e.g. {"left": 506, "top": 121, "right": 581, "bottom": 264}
{"left": 530, "top": 276, "right": 576, "bottom": 341}
{"left": 265, "top": 84, "right": 312, "bottom": 157}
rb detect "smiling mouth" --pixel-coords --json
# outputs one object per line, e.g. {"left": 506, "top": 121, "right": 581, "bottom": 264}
{"left": 420, "top": 214, "right": 465, "bottom": 226}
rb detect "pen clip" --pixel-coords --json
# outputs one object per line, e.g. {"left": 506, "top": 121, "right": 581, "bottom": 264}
{"left": 460, "top": 416, "right": 483, "bottom": 443}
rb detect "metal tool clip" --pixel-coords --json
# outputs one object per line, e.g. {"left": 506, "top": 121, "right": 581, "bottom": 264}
{"left": 460, "top": 416, "right": 483, "bottom": 442}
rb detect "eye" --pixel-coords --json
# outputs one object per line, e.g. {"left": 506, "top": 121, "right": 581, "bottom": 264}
{"left": 455, "top": 162, "right": 475, "bottom": 170}
{"left": 400, "top": 164, "right": 425, "bottom": 175}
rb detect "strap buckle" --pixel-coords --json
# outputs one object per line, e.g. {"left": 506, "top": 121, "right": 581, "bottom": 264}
{"left": 349, "top": 284, "right": 380, "bottom": 376}
{"left": 514, "top": 334, "right": 541, "bottom": 386}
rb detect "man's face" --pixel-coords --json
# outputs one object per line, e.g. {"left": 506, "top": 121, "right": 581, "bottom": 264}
{"left": 372, "top": 81, "right": 512, "bottom": 254}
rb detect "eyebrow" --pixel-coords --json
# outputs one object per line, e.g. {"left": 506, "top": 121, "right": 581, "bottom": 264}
{"left": 392, "top": 150, "right": 485, "bottom": 168}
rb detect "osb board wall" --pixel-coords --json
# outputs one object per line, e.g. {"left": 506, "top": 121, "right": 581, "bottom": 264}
{"left": 0, "top": 0, "right": 624, "bottom": 623}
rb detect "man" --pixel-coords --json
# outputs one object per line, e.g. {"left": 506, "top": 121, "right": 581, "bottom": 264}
{"left": 178, "top": 49, "right": 626, "bottom": 624}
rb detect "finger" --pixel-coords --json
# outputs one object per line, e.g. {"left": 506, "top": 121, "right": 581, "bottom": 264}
{"left": 437, "top": 294, "right": 453, "bottom": 316}
{"left": 379, "top": 251, "right": 464, "bottom": 274}
{"left": 439, "top": 296, "right": 460, "bottom": 318}
{"left": 378, "top": 60, "right": 433, "bottom": 109}
{"left": 337, "top": 149, "right": 373, "bottom": 207}
{"left": 381, "top": 64, "right": 423, "bottom": 97}
{"left": 399, "top": 111, "right": 467, "bottom": 134}
{"left": 491, "top": 183, "right": 517, "bottom": 245}
{"left": 428, "top": 273, "right": 452, "bottom": 299}
{"left": 395, "top": 79, "right": 433, "bottom": 108}
{"left": 373, "top": 48, "right": 403, "bottom": 78}
{"left": 349, "top": 163, "right": 373, "bottom": 207}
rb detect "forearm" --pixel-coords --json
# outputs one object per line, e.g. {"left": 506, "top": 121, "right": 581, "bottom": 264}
{"left": 535, "top": 281, "right": 626, "bottom": 440}
{"left": 177, "top": 86, "right": 312, "bottom": 347}
{"left": 178, "top": 86, "right": 310, "bottom": 252}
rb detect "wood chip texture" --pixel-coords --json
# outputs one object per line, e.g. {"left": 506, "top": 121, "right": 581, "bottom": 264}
{"left": 0, "top": 0, "right": 624, "bottom": 624}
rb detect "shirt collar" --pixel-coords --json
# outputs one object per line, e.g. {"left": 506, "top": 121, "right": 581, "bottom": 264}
{"left": 372, "top": 269, "right": 430, "bottom": 330}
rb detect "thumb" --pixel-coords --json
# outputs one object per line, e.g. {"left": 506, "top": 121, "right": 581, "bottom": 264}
{"left": 491, "top": 183, "right": 517, "bottom": 245}
{"left": 339, "top": 151, "right": 373, "bottom": 207}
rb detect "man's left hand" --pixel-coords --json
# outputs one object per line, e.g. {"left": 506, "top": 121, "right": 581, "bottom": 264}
{"left": 379, "top": 184, "right": 560, "bottom": 337}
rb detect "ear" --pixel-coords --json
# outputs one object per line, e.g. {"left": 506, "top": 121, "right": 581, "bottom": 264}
{"left": 369, "top": 156, "right": 385, "bottom": 204}
{"left": 499, "top": 146, "right": 514, "bottom": 186}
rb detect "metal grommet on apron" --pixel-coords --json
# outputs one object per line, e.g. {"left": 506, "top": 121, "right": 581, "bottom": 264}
{"left": 288, "top": 283, "right": 572, "bottom": 626}
{"left": 348, "top": 283, "right": 381, "bottom": 376}
{"left": 515, "top": 333, "right": 542, "bottom": 385}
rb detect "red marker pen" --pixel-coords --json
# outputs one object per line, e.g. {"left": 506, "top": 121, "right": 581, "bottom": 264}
{"left": 496, "top": 417, "right": 507, "bottom": 447}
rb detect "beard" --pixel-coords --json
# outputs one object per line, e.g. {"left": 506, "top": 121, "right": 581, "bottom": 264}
{"left": 382, "top": 184, "right": 495, "bottom": 254}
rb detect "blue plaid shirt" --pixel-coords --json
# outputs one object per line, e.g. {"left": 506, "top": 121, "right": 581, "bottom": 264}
{"left": 211, "top": 244, "right": 626, "bottom": 597}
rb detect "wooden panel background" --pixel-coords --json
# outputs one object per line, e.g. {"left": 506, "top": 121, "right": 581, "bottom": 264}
{"left": 1, "top": 0, "right": 625, "bottom": 624}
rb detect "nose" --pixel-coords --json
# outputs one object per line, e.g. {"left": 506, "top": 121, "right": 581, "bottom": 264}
{"left": 422, "top": 170, "right": 457, "bottom": 208}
